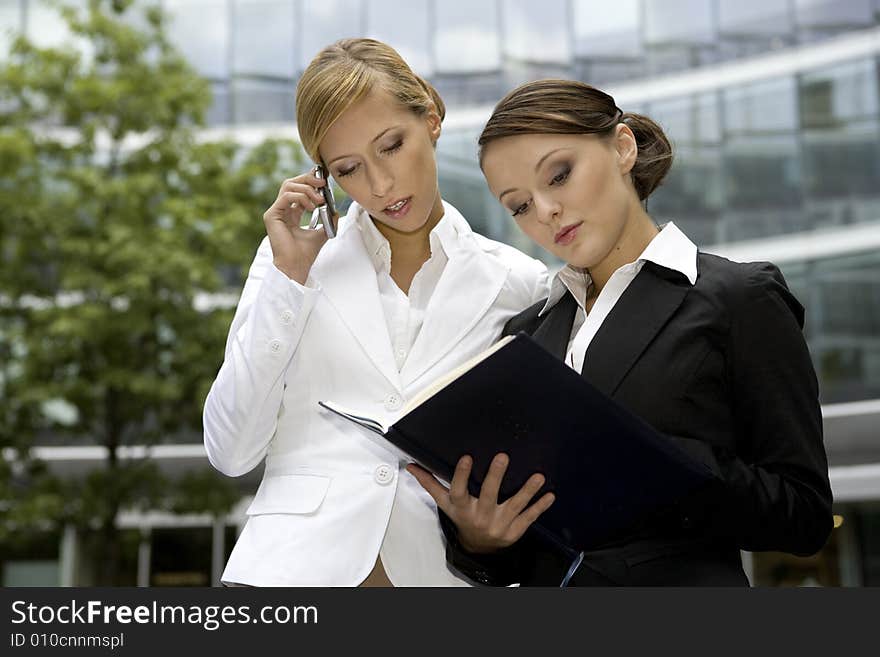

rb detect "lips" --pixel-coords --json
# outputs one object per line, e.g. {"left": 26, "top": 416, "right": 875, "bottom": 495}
{"left": 554, "top": 222, "right": 582, "bottom": 245}
{"left": 383, "top": 196, "right": 412, "bottom": 218}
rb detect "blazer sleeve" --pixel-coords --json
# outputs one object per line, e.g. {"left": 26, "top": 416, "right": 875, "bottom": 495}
{"left": 529, "top": 261, "right": 552, "bottom": 306}
{"left": 202, "top": 237, "right": 320, "bottom": 477}
{"left": 674, "top": 262, "right": 833, "bottom": 556}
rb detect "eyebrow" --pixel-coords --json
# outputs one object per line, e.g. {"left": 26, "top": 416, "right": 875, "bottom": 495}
{"left": 326, "top": 126, "right": 402, "bottom": 166}
{"left": 498, "top": 148, "right": 568, "bottom": 200}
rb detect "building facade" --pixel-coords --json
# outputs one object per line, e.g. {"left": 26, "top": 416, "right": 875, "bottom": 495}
{"left": 2, "top": 0, "right": 879, "bottom": 586}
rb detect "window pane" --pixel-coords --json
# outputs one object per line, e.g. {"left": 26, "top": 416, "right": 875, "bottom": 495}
{"left": 800, "top": 59, "right": 879, "bottom": 129}
{"left": 802, "top": 127, "right": 880, "bottom": 202}
{"left": 723, "top": 137, "right": 801, "bottom": 206}
{"left": 800, "top": 59, "right": 880, "bottom": 219}
{"left": 366, "top": 0, "right": 432, "bottom": 75}
{"left": 794, "top": 0, "right": 874, "bottom": 27}
{"left": 207, "top": 80, "right": 231, "bottom": 125}
{"left": 501, "top": 0, "right": 571, "bottom": 63}
{"left": 644, "top": 0, "right": 715, "bottom": 45}
{"left": 721, "top": 78, "right": 802, "bottom": 237}
{"left": 724, "top": 77, "right": 799, "bottom": 135}
{"left": 232, "top": 78, "right": 295, "bottom": 123}
{"left": 810, "top": 252, "right": 880, "bottom": 403}
{"left": 573, "top": 0, "right": 641, "bottom": 59}
{"left": 648, "top": 94, "right": 723, "bottom": 244}
{"left": 718, "top": 0, "right": 793, "bottom": 35}
{"left": 299, "top": 0, "right": 363, "bottom": 71}
{"left": 166, "top": 0, "right": 229, "bottom": 79}
{"left": 435, "top": 0, "right": 500, "bottom": 73}
{"left": 232, "top": 0, "right": 295, "bottom": 78}
{"left": 649, "top": 96, "right": 694, "bottom": 144}
{"left": 696, "top": 92, "right": 722, "bottom": 145}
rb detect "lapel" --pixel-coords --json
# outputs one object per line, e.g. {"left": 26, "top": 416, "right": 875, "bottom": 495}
{"left": 399, "top": 204, "right": 509, "bottom": 387}
{"left": 308, "top": 204, "right": 402, "bottom": 392}
{"left": 530, "top": 291, "right": 578, "bottom": 361}
{"left": 581, "top": 262, "right": 691, "bottom": 397}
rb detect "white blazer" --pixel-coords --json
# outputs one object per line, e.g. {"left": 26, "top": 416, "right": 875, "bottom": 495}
{"left": 203, "top": 200, "right": 549, "bottom": 586}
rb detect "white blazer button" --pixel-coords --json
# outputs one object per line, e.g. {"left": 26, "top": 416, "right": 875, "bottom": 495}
{"left": 269, "top": 339, "right": 283, "bottom": 354}
{"left": 384, "top": 393, "right": 403, "bottom": 411}
{"left": 374, "top": 464, "right": 395, "bottom": 485}
{"left": 280, "top": 309, "right": 294, "bottom": 325}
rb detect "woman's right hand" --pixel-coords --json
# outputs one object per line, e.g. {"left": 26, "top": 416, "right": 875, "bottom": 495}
{"left": 407, "top": 453, "right": 555, "bottom": 554}
{"left": 263, "top": 171, "right": 336, "bottom": 284}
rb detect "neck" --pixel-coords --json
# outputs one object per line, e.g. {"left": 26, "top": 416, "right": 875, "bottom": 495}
{"left": 374, "top": 191, "right": 445, "bottom": 267}
{"left": 587, "top": 203, "right": 659, "bottom": 294}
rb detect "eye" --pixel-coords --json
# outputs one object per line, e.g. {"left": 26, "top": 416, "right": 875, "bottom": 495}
{"left": 549, "top": 166, "right": 570, "bottom": 186}
{"left": 510, "top": 201, "right": 530, "bottom": 217}
{"left": 382, "top": 140, "right": 403, "bottom": 155}
{"left": 336, "top": 164, "right": 358, "bottom": 178}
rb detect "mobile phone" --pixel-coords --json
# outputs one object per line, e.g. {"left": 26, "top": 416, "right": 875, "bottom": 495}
{"left": 308, "top": 165, "right": 337, "bottom": 238}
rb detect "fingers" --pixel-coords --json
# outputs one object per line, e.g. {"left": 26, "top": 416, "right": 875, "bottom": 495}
{"left": 263, "top": 194, "right": 312, "bottom": 227}
{"left": 264, "top": 176, "right": 326, "bottom": 216}
{"left": 507, "top": 492, "right": 555, "bottom": 543}
{"left": 503, "top": 471, "right": 546, "bottom": 517}
{"left": 280, "top": 181, "right": 325, "bottom": 207}
{"left": 263, "top": 169, "right": 331, "bottom": 222}
{"left": 282, "top": 171, "right": 326, "bottom": 190}
{"left": 405, "top": 464, "right": 451, "bottom": 514}
{"left": 279, "top": 191, "right": 317, "bottom": 213}
{"left": 448, "top": 455, "right": 473, "bottom": 507}
{"left": 410, "top": 455, "right": 555, "bottom": 553}
{"left": 475, "top": 453, "right": 508, "bottom": 515}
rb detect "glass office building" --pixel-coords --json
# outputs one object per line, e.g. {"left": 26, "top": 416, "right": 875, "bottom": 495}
{"left": 2, "top": 0, "right": 879, "bottom": 586}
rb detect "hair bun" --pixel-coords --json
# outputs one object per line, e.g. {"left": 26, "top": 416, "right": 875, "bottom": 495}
{"left": 620, "top": 112, "right": 673, "bottom": 200}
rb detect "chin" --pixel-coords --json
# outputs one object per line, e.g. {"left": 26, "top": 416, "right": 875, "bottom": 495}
{"left": 558, "top": 245, "right": 599, "bottom": 270}
{"left": 386, "top": 209, "right": 434, "bottom": 234}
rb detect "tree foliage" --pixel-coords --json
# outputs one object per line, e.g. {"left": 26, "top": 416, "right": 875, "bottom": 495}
{"left": 0, "top": 0, "right": 303, "bottom": 583}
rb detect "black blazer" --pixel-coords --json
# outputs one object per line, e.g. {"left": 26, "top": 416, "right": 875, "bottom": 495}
{"left": 441, "top": 253, "right": 833, "bottom": 586}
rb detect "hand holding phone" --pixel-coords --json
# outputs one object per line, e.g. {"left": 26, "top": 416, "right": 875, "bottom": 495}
{"left": 308, "top": 165, "right": 337, "bottom": 238}
{"left": 262, "top": 169, "right": 336, "bottom": 284}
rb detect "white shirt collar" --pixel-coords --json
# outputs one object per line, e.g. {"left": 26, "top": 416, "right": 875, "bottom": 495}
{"left": 539, "top": 221, "right": 698, "bottom": 316}
{"left": 355, "top": 202, "right": 458, "bottom": 273}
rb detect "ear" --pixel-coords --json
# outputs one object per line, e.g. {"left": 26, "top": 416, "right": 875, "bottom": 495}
{"left": 614, "top": 123, "right": 638, "bottom": 176}
{"left": 425, "top": 109, "right": 442, "bottom": 145}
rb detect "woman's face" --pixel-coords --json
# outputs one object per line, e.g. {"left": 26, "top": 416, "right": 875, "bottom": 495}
{"left": 319, "top": 88, "right": 443, "bottom": 235}
{"left": 480, "top": 129, "right": 638, "bottom": 270}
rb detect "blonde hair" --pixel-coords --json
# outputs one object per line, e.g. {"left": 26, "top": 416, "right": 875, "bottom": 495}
{"left": 296, "top": 38, "right": 446, "bottom": 164}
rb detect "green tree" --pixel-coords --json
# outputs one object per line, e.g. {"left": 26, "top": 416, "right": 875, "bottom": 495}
{"left": 0, "top": 0, "right": 305, "bottom": 584}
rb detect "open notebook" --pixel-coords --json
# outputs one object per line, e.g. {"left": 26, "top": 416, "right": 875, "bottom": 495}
{"left": 318, "top": 333, "right": 717, "bottom": 553}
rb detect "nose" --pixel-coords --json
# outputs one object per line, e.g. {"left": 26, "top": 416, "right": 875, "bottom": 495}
{"left": 368, "top": 164, "right": 394, "bottom": 199}
{"left": 534, "top": 194, "right": 562, "bottom": 226}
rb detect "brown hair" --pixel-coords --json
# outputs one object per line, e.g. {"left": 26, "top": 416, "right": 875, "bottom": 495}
{"left": 479, "top": 79, "right": 673, "bottom": 200}
{"left": 296, "top": 38, "right": 446, "bottom": 164}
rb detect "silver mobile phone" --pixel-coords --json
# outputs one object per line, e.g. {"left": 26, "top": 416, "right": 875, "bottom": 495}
{"left": 308, "top": 165, "right": 337, "bottom": 238}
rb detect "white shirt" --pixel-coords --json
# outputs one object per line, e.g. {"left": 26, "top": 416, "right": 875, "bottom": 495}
{"left": 540, "top": 222, "right": 698, "bottom": 373}
{"left": 358, "top": 207, "right": 453, "bottom": 371}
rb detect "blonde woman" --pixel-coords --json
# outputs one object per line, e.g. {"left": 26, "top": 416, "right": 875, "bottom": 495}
{"left": 202, "top": 39, "right": 549, "bottom": 586}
